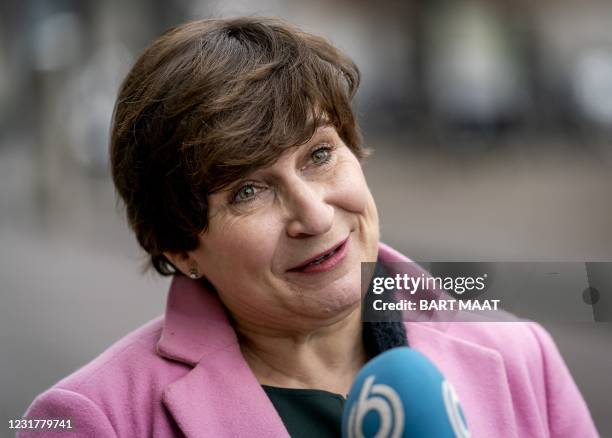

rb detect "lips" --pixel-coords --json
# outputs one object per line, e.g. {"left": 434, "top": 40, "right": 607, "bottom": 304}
{"left": 288, "top": 236, "right": 350, "bottom": 272}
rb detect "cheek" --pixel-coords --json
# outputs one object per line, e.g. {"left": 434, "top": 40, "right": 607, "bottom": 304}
{"left": 199, "top": 212, "right": 281, "bottom": 278}
{"left": 331, "top": 158, "right": 372, "bottom": 215}
{"left": 330, "top": 156, "right": 380, "bottom": 259}
{"left": 196, "top": 214, "right": 285, "bottom": 317}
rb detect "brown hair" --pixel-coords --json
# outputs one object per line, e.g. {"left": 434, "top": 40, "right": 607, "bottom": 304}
{"left": 110, "top": 17, "right": 366, "bottom": 275}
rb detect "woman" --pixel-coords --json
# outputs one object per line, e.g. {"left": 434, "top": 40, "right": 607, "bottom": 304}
{"left": 21, "top": 17, "right": 597, "bottom": 437}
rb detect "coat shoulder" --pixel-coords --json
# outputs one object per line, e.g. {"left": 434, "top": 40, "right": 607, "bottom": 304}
{"left": 53, "top": 316, "right": 188, "bottom": 393}
{"left": 441, "top": 320, "right": 545, "bottom": 362}
{"left": 409, "top": 320, "right": 547, "bottom": 391}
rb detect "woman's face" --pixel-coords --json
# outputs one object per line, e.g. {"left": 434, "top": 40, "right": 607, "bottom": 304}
{"left": 187, "top": 126, "right": 379, "bottom": 332}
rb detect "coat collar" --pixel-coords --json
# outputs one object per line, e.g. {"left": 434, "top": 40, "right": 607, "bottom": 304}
{"left": 157, "top": 275, "right": 290, "bottom": 437}
{"left": 156, "top": 243, "right": 518, "bottom": 437}
{"left": 156, "top": 275, "right": 237, "bottom": 366}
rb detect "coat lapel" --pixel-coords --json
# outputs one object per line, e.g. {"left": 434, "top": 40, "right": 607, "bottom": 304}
{"left": 161, "top": 345, "right": 288, "bottom": 437}
{"left": 408, "top": 323, "right": 519, "bottom": 438}
{"left": 157, "top": 276, "right": 289, "bottom": 437}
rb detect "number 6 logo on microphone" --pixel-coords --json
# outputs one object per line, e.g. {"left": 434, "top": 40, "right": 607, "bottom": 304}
{"left": 346, "top": 375, "right": 470, "bottom": 438}
{"left": 347, "top": 375, "right": 405, "bottom": 438}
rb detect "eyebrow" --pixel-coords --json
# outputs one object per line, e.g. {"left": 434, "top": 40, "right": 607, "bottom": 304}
{"left": 239, "top": 129, "right": 335, "bottom": 179}
{"left": 303, "top": 124, "right": 335, "bottom": 146}
{"left": 208, "top": 124, "right": 337, "bottom": 195}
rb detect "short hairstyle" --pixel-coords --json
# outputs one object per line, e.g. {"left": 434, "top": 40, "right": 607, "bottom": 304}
{"left": 110, "top": 17, "right": 366, "bottom": 275}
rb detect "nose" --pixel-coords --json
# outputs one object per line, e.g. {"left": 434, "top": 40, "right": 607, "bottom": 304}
{"left": 284, "top": 178, "right": 334, "bottom": 238}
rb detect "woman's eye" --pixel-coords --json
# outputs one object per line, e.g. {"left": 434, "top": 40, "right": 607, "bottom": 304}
{"left": 311, "top": 146, "right": 332, "bottom": 165}
{"left": 232, "top": 184, "right": 260, "bottom": 203}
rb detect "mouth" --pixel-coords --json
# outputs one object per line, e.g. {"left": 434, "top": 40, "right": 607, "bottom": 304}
{"left": 288, "top": 235, "right": 350, "bottom": 273}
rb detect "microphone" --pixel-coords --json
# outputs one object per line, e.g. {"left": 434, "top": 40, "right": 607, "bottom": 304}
{"left": 342, "top": 347, "right": 470, "bottom": 438}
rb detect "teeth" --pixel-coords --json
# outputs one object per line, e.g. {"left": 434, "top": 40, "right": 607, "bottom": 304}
{"left": 308, "top": 248, "right": 337, "bottom": 266}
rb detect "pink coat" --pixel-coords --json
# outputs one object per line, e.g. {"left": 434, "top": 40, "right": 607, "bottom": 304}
{"left": 20, "top": 243, "right": 598, "bottom": 437}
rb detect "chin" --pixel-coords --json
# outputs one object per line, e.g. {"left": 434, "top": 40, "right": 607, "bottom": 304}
{"left": 310, "top": 266, "right": 363, "bottom": 318}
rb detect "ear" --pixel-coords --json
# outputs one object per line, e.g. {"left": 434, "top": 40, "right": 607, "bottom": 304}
{"left": 163, "top": 251, "right": 199, "bottom": 278}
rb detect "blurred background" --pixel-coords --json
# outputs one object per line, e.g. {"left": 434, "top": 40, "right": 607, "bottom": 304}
{"left": 1, "top": 0, "right": 611, "bottom": 436}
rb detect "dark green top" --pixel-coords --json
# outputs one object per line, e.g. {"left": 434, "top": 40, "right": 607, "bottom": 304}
{"left": 262, "top": 385, "right": 345, "bottom": 438}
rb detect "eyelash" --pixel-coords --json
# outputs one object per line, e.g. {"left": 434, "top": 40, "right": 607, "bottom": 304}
{"left": 310, "top": 144, "right": 334, "bottom": 166}
{"left": 230, "top": 183, "right": 265, "bottom": 205}
{"left": 229, "top": 144, "right": 335, "bottom": 205}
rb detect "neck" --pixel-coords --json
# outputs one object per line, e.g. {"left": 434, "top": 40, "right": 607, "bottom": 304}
{"left": 237, "top": 308, "right": 367, "bottom": 396}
